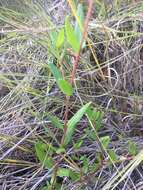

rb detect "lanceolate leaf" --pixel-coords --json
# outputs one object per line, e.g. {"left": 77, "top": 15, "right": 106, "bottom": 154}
{"left": 35, "top": 142, "right": 45, "bottom": 164}
{"left": 74, "top": 3, "right": 85, "bottom": 48}
{"left": 86, "top": 107, "right": 103, "bottom": 131}
{"left": 35, "top": 142, "right": 54, "bottom": 169}
{"left": 64, "top": 102, "right": 91, "bottom": 145}
{"left": 49, "top": 30, "right": 57, "bottom": 47}
{"left": 48, "top": 62, "right": 62, "bottom": 80}
{"left": 128, "top": 140, "right": 138, "bottom": 156}
{"left": 46, "top": 113, "right": 64, "bottom": 130}
{"left": 57, "top": 168, "right": 70, "bottom": 177}
{"left": 65, "top": 16, "right": 80, "bottom": 53}
{"left": 56, "top": 28, "right": 65, "bottom": 48}
{"left": 108, "top": 149, "right": 118, "bottom": 161}
{"left": 48, "top": 63, "right": 73, "bottom": 96}
{"left": 69, "top": 171, "right": 80, "bottom": 181}
{"left": 100, "top": 136, "right": 110, "bottom": 149}
{"left": 57, "top": 79, "right": 73, "bottom": 96}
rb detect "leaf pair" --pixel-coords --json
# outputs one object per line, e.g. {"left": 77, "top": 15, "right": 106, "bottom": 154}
{"left": 65, "top": 3, "right": 85, "bottom": 53}
{"left": 56, "top": 4, "right": 85, "bottom": 53}
{"left": 46, "top": 102, "right": 92, "bottom": 146}
{"left": 49, "top": 4, "right": 85, "bottom": 96}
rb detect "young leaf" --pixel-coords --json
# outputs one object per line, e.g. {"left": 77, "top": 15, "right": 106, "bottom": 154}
{"left": 86, "top": 129, "right": 96, "bottom": 140}
{"left": 56, "top": 28, "right": 65, "bottom": 49}
{"left": 49, "top": 30, "right": 58, "bottom": 47}
{"left": 128, "top": 141, "right": 138, "bottom": 156}
{"left": 64, "top": 102, "right": 91, "bottom": 145}
{"left": 82, "top": 156, "right": 89, "bottom": 174}
{"left": 86, "top": 107, "right": 103, "bottom": 131}
{"left": 74, "top": 3, "right": 85, "bottom": 48}
{"left": 108, "top": 149, "right": 118, "bottom": 162}
{"left": 46, "top": 113, "right": 64, "bottom": 130}
{"left": 57, "top": 168, "right": 70, "bottom": 177}
{"left": 90, "top": 163, "right": 99, "bottom": 172}
{"left": 48, "top": 62, "right": 62, "bottom": 81}
{"left": 56, "top": 147, "right": 65, "bottom": 154}
{"left": 74, "top": 139, "right": 83, "bottom": 149}
{"left": 96, "top": 113, "right": 103, "bottom": 131}
{"left": 35, "top": 142, "right": 54, "bottom": 169}
{"left": 65, "top": 16, "right": 80, "bottom": 53}
{"left": 100, "top": 136, "right": 110, "bottom": 149}
{"left": 69, "top": 171, "right": 80, "bottom": 181}
{"left": 57, "top": 79, "right": 73, "bottom": 96}
{"left": 48, "top": 63, "right": 73, "bottom": 96}
{"left": 35, "top": 142, "right": 44, "bottom": 162}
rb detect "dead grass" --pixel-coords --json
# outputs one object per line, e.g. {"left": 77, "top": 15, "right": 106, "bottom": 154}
{"left": 0, "top": 0, "right": 143, "bottom": 189}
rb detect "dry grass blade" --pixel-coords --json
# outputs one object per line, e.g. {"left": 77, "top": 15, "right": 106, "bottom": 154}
{"left": 0, "top": 0, "right": 143, "bottom": 189}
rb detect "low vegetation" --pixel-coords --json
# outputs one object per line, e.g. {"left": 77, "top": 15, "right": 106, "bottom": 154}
{"left": 0, "top": 0, "right": 143, "bottom": 189}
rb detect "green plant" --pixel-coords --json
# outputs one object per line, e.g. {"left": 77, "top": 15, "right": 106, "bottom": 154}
{"left": 35, "top": 101, "right": 104, "bottom": 189}
{"left": 34, "top": 3, "right": 95, "bottom": 189}
{"left": 34, "top": 2, "right": 121, "bottom": 188}
{"left": 1, "top": 0, "right": 143, "bottom": 189}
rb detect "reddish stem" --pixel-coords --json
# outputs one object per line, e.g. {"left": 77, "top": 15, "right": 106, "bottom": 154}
{"left": 61, "top": 0, "right": 94, "bottom": 145}
{"left": 70, "top": 0, "right": 93, "bottom": 84}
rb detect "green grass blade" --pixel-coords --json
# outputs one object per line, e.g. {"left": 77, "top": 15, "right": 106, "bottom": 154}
{"left": 46, "top": 113, "right": 64, "bottom": 130}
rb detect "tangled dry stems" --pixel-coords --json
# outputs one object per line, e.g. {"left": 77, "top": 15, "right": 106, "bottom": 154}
{"left": 0, "top": 0, "right": 143, "bottom": 189}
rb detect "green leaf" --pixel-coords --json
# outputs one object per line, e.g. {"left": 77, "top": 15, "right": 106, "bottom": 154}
{"left": 100, "top": 136, "right": 110, "bottom": 149}
{"left": 55, "top": 183, "right": 62, "bottom": 190}
{"left": 108, "top": 149, "right": 118, "bottom": 161}
{"left": 56, "top": 147, "right": 65, "bottom": 154}
{"left": 48, "top": 62, "right": 62, "bottom": 81}
{"left": 86, "top": 107, "right": 103, "bottom": 131}
{"left": 74, "top": 3, "right": 85, "bottom": 48}
{"left": 74, "top": 139, "right": 83, "bottom": 149}
{"left": 41, "top": 186, "right": 49, "bottom": 190}
{"left": 128, "top": 141, "right": 138, "bottom": 156}
{"left": 57, "top": 79, "right": 73, "bottom": 96}
{"left": 69, "top": 171, "right": 80, "bottom": 181}
{"left": 56, "top": 28, "right": 65, "bottom": 48}
{"left": 35, "top": 142, "right": 45, "bottom": 163}
{"left": 35, "top": 142, "right": 54, "bottom": 169}
{"left": 65, "top": 16, "right": 80, "bottom": 53}
{"left": 49, "top": 30, "right": 58, "bottom": 47}
{"left": 48, "top": 63, "right": 73, "bottom": 96}
{"left": 90, "top": 163, "right": 99, "bottom": 172}
{"left": 64, "top": 102, "right": 91, "bottom": 145}
{"left": 46, "top": 113, "right": 64, "bottom": 130}
{"left": 82, "top": 156, "right": 89, "bottom": 174}
{"left": 96, "top": 116, "right": 103, "bottom": 131}
{"left": 57, "top": 168, "right": 70, "bottom": 177}
{"left": 87, "top": 129, "right": 96, "bottom": 140}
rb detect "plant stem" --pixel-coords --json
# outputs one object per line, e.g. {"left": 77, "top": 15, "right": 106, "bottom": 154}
{"left": 61, "top": 0, "right": 94, "bottom": 145}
